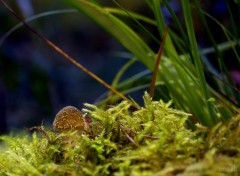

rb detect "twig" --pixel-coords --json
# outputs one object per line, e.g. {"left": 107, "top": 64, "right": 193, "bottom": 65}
{"left": 25, "top": 126, "right": 50, "bottom": 141}
{"left": 0, "top": 0, "right": 138, "bottom": 108}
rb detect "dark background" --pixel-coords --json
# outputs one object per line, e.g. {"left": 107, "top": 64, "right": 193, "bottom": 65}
{"left": 0, "top": 0, "right": 239, "bottom": 133}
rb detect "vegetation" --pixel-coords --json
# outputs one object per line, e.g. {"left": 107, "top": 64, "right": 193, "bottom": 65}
{"left": 0, "top": 0, "right": 240, "bottom": 175}
{"left": 1, "top": 93, "right": 240, "bottom": 175}
{"left": 60, "top": 0, "right": 239, "bottom": 127}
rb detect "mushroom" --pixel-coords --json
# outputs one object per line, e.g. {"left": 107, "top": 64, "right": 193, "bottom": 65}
{"left": 53, "top": 106, "right": 85, "bottom": 133}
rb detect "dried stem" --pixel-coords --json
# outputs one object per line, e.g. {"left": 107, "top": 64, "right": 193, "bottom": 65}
{"left": 0, "top": 0, "right": 138, "bottom": 108}
{"left": 149, "top": 27, "right": 168, "bottom": 98}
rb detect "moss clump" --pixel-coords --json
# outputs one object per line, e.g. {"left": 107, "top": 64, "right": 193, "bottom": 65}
{"left": 0, "top": 92, "right": 240, "bottom": 175}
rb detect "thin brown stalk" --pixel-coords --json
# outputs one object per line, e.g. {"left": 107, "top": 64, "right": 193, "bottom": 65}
{"left": 25, "top": 126, "right": 50, "bottom": 141}
{"left": 149, "top": 27, "right": 168, "bottom": 98}
{"left": 0, "top": 0, "right": 138, "bottom": 108}
{"left": 120, "top": 125, "right": 139, "bottom": 147}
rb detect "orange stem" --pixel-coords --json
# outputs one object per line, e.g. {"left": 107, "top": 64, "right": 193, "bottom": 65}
{"left": 0, "top": 0, "right": 138, "bottom": 108}
{"left": 149, "top": 27, "right": 168, "bottom": 98}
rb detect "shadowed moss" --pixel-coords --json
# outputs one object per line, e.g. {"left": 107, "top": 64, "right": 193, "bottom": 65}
{"left": 0, "top": 93, "right": 240, "bottom": 175}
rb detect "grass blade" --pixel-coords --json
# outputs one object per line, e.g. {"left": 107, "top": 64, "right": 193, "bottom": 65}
{"left": 63, "top": 0, "right": 155, "bottom": 69}
{"left": 181, "top": 0, "right": 218, "bottom": 126}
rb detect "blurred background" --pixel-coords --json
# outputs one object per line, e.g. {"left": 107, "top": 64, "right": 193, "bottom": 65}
{"left": 0, "top": 0, "right": 239, "bottom": 133}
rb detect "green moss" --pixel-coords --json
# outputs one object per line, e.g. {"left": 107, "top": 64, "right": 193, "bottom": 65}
{"left": 1, "top": 93, "right": 240, "bottom": 175}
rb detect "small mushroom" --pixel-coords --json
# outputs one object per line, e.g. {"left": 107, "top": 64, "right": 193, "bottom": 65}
{"left": 53, "top": 106, "right": 85, "bottom": 133}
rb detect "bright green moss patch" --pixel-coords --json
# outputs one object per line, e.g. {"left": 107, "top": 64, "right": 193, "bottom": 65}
{"left": 1, "top": 93, "right": 240, "bottom": 175}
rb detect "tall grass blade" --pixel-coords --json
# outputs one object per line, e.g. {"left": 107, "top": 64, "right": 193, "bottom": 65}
{"left": 181, "top": 0, "right": 218, "bottom": 126}
{"left": 63, "top": 0, "right": 155, "bottom": 69}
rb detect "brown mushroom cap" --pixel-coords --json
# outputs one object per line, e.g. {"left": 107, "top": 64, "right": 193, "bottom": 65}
{"left": 53, "top": 106, "right": 85, "bottom": 132}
